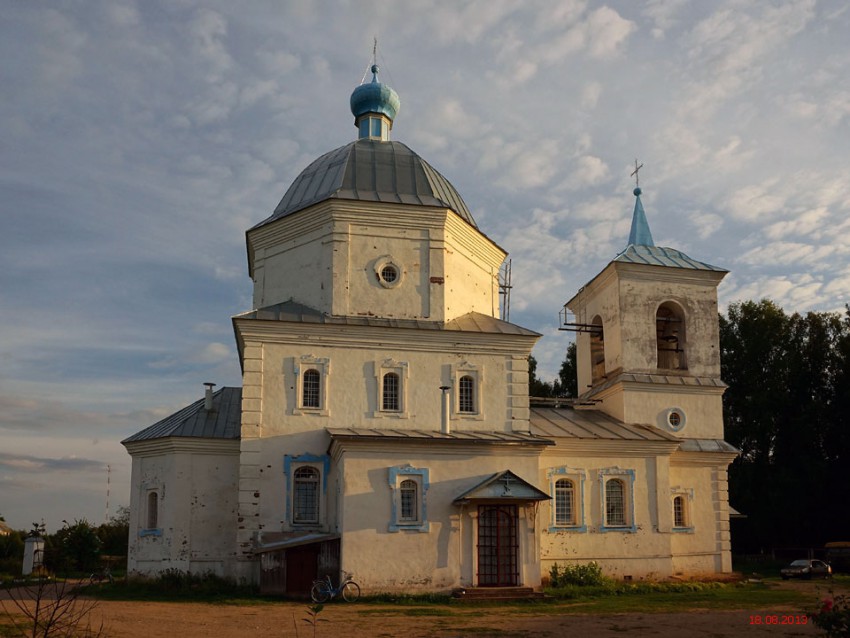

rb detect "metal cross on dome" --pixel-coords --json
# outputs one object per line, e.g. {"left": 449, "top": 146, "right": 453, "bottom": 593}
{"left": 631, "top": 159, "right": 644, "bottom": 188}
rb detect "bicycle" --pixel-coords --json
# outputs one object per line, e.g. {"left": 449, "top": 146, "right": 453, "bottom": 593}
{"left": 310, "top": 572, "right": 360, "bottom": 603}
{"left": 88, "top": 566, "right": 114, "bottom": 585}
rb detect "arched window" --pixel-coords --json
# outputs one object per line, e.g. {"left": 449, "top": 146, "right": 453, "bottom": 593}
{"left": 590, "top": 316, "right": 605, "bottom": 384}
{"left": 146, "top": 491, "right": 158, "bottom": 529}
{"left": 400, "top": 479, "right": 419, "bottom": 522}
{"left": 382, "top": 372, "right": 400, "bottom": 411}
{"left": 293, "top": 466, "right": 320, "bottom": 524}
{"left": 302, "top": 369, "right": 321, "bottom": 408}
{"left": 656, "top": 302, "right": 687, "bottom": 370}
{"left": 554, "top": 479, "right": 575, "bottom": 526}
{"left": 673, "top": 495, "right": 687, "bottom": 528}
{"left": 605, "top": 479, "right": 626, "bottom": 527}
{"left": 458, "top": 375, "right": 475, "bottom": 413}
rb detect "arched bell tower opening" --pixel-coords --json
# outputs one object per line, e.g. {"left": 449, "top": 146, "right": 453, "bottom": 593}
{"left": 590, "top": 315, "right": 605, "bottom": 385}
{"left": 655, "top": 302, "right": 687, "bottom": 371}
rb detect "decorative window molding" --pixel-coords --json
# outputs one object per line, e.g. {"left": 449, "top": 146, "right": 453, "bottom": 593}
{"left": 451, "top": 362, "right": 484, "bottom": 421}
{"left": 388, "top": 466, "right": 429, "bottom": 532}
{"left": 599, "top": 467, "right": 637, "bottom": 533}
{"left": 374, "top": 255, "right": 404, "bottom": 289}
{"left": 372, "top": 359, "right": 409, "bottom": 419}
{"left": 284, "top": 453, "right": 331, "bottom": 530}
{"left": 547, "top": 466, "right": 587, "bottom": 533}
{"left": 671, "top": 487, "right": 695, "bottom": 533}
{"left": 292, "top": 355, "right": 330, "bottom": 416}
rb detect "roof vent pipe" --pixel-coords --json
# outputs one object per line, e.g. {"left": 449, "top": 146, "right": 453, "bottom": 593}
{"left": 439, "top": 385, "right": 451, "bottom": 434}
{"left": 204, "top": 382, "right": 216, "bottom": 411}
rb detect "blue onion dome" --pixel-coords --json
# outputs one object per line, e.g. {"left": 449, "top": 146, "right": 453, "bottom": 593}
{"left": 350, "top": 64, "right": 400, "bottom": 123}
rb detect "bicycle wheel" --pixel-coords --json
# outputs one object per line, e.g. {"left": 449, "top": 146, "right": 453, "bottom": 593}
{"left": 310, "top": 582, "right": 330, "bottom": 603}
{"left": 341, "top": 581, "right": 360, "bottom": 602}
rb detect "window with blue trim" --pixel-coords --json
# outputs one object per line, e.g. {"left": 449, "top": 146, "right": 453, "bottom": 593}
{"left": 388, "top": 466, "right": 429, "bottom": 532}
{"left": 671, "top": 488, "right": 694, "bottom": 532}
{"left": 547, "top": 466, "right": 586, "bottom": 532}
{"left": 599, "top": 468, "right": 636, "bottom": 533}
{"left": 284, "top": 453, "right": 330, "bottom": 529}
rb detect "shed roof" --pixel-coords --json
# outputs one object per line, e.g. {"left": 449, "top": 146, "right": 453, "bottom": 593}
{"left": 122, "top": 387, "right": 242, "bottom": 444}
{"left": 327, "top": 427, "right": 553, "bottom": 446}
{"left": 236, "top": 301, "right": 540, "bottom": 337}
{"left": 529, "top": 406, "right": 680, "bottom": 442}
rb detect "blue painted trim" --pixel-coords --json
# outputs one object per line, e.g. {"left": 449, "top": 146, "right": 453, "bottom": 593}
{"left": 599, "top": 468, "right": 637, "bottom": 533}
{"left": 547, "top": 466, "right": 587, "bottom": 533}
{"left": 388, "top": 466, "right": 430, "bottom": 532}
{"left": 672, "top": 526, "right": 695, "bottom": 534}
{"left": 139, "top": 528, "right": 162, "bottom": 537}
{"left": 284, "top": 453, "right": 331, "bottom": 525}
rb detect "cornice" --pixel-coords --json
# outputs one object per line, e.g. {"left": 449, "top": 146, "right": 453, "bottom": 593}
{"left": 232, "top": 317, "right": 538, "bottom": 356}
{"left": 123, "top": 437, "right": 241, "bottom": 458}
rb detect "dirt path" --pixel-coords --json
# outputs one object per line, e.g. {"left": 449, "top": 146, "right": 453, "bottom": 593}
{"left": 3, "top": 579, "right": 842, "bottom": 637}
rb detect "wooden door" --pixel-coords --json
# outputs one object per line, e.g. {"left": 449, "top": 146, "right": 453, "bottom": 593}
{"left": 477, "top": 505, "right": 518, "bottom": 586}
{"left": 285, "top": 544, "right": 319, "bottom": 597}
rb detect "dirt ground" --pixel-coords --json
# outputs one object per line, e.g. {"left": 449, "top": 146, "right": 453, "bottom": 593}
{"left": 2, "top": 579, "right": 842, "bottom": 638}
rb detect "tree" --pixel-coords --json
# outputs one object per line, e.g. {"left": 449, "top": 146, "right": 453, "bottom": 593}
{"left": 557, "top": 342, "right": 577, "bottom": 398}
{"left": 721, "top": 299, "right": 850, "bottom": 550}
{"left": 45, "top": 520, "right": 101, "bottom": 574}
{"left": 528, "top": 355, "right": 556, "bottom": 397}
{"left": 97, "top": 506, "right": 129, "bottom": 558}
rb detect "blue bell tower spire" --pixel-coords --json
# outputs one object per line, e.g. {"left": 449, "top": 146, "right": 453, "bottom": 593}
{"left": 627, "top": 159, "right": 654, "bottom": 247}
{"left": 628, "top": 187, "right": 655, "bottom": 247}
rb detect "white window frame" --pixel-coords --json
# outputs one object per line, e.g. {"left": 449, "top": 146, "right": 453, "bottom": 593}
{"left": 599, "top": 467, "right": 636, "bottom": 533}
{"left": 547, "top": 466, "right": 587, "bottom": 532}
{"left": 451, "top": 361, "right": 484, "bottom": 421}
{"left": 372, "top": 359, "right": 409, "bottom": 419}
{"left": 292, "top": 355, "right": 330, "bottom": 416}
{"left": 388, "top": 466, "right": 429, "bottom": 532}
{"left": 671, "top": 487, "right": 695, "bottom": 533}
{"left": 284, "top": 454, "right": 330, "bottom": 531}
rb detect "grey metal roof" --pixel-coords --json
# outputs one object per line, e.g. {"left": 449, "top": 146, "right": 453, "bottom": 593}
{"left": 252, "top": 140, "right": 476, "bottom": 231}
{"left": 254, "top": 533, "right": 340, "bottom": 554}
{"left": 614, "top": 244, "right": 727, "bottom": 272}
{"left": 453, "top": 470, "right": 551, "bottom": 504}
{"left": 122, "top": 387, "right": 242, "bottom": 444}
{"left": 327, "top": 427, "right": 553, "bottom": 445}
{"left": 581, "top": 372, "right": 727, "bottom": 402}
{"left": 677, "top": 439, "right": 740, "bottom": 454}
{"left": 236, "top": 301, "right": 540, "bottom": 337}
{"left": 529, "top": 406, "right": 680, "bottom": 442}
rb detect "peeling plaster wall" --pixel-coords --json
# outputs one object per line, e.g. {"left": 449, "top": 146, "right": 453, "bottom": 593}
{"left": 126, "top": 444, "right": 239, "bottom": 577}
{"left": 336, "top": 448, "right": 543, "bottom": 593}
{"left": 247, "top": 203, "right": 505, "bottom": 322}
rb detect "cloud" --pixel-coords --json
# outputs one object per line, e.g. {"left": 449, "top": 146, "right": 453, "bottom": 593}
{"left": 0, "top": 452, "right": 105, "bottom": 474}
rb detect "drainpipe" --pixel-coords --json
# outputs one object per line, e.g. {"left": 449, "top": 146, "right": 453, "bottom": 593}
{"left": 439, "top": 385, "right": 451, "bottom": 434}
{"left": 204, "top": 382, "right": 216, "bottom": 411}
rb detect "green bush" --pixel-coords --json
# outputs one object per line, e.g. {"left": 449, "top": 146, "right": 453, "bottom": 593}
{"left": 549, "top": 562, "right": 607, "bottom": 587}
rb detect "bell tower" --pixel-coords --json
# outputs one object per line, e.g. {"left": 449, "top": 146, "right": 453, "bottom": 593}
{"left": 564, "top": 182, "right": 728, "bottom": 440}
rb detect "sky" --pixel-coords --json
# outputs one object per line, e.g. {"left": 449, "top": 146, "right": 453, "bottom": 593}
{"left": 2, "top": 0, "right": 849, "bottom": 532}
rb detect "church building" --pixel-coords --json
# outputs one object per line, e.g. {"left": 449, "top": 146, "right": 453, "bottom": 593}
{"left": 122, "top": 64, "right": 737, "bottom": 594}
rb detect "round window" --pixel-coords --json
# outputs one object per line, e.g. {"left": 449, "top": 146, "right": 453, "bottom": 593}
{"left": 666, "top": 408, "right": 686, "bottom": 431}
{"left": 381, "top": 264, "right": 398, "bottom": 284}
{"left": 374, "top": 256, "right": 403, "bottom": 289}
